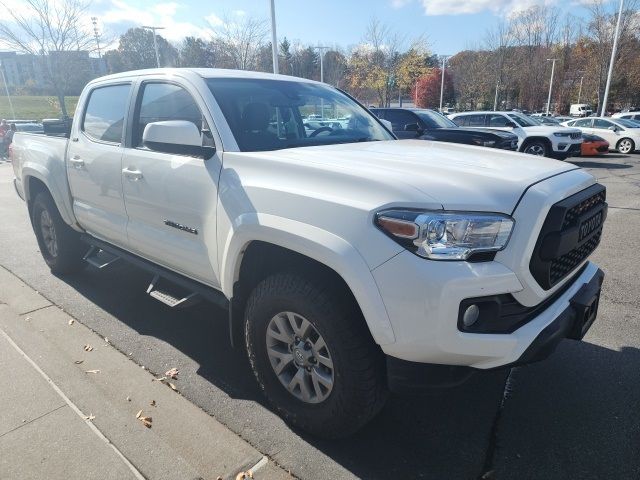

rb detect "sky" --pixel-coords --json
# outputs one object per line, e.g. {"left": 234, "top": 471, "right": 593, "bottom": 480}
{"left": 4, "top": 0, "right": 621, "bottom": 55}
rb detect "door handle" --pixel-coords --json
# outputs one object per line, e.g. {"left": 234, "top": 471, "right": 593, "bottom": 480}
{"left": 122, "top": 167, "right": 143, "bottom": 181}
{"left": 69, "top": 156, "right": 85, "bottom": 168}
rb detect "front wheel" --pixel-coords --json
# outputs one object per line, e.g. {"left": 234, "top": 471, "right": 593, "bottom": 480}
{"left": 245, "top": 273, "right": 388, "bottom": 438}
{"left": 522, "top": 139, "right": 549, "bottom": 157}
{"left": 616, "top": 138, "right": 635, "bottom": 154}
{"left": 31, "top": 191, "right": 86, "bottom": 274}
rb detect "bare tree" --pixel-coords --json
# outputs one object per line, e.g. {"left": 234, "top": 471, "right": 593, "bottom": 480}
{"left": 207, "top": 15, "right": 269, "bottom": 70}
{"left": 0, "top": 0, "right": 96, "bottom": 117}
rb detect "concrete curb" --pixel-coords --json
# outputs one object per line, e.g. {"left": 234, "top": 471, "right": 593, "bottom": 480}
{"left": 0, "top": 266, "right": 292, "bottom": 480}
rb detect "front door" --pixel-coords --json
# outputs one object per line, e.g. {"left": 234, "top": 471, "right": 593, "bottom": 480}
{"left": 67, "top": 83, "right": 132, "bottom": 247}
{"left": 591, "top": 118, "right": 619, "bottom": 145}
{"left": 121, "top": 81, "right": 222, "bottom": 287}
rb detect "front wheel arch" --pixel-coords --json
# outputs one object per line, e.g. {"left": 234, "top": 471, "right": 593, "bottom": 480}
{"left": 520, "top": 137, "right": 551, "bottom": 156}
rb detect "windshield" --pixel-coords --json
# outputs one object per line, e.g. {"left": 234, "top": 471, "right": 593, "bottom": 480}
{"left": 615, "top": 118, "right": 640, "bottom": 129}
{"left": 413, "top": 110, "right": 457, "bottom": 129}
{"left": 206, "top": 78, "right": 394, "bottom": 152}
{"left": 507, "top": 112, "right": 540, "bottom": 127}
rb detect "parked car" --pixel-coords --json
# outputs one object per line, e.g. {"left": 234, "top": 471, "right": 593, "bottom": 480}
{"left": 12, "top": 68, "right": 606, "bottom": 438}
{"left": 562, "top": 117, "right": 640, "bottom": 154}
{"left": 612, "top": 111, "right": 640, "bottom": 122}
{"left": 448, "top": 110, "right": 582, "bottom": 159}
{"left": 570, "top": 104, "right": 593, "bottom": 117}
{"left": 370, "top": 108, "right": 518, "bottom": 150}
{"left": 580, "top": 134, "right": 609, "bottom": 156}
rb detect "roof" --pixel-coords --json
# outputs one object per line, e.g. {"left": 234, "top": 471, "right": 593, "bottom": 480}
{"left": 89, "top": 67, "right": 321, "bottom": 85}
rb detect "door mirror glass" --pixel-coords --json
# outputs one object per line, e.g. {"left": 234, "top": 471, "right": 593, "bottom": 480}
{"left": 142, "top": 120, "right": 215, "bottom": 158}
{"left": 404, "top": 123, "right": 421, "bottom": 132}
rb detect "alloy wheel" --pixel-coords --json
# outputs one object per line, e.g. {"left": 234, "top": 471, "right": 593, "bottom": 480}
{"left": 524, "top": 144, "right": 545, "bottom": 156}
{"left": 619, "top": 139, "right": 633, "bottom": 154}
{"left": 265, "top": 311, "right": 334, "bottom": 404}
{"left": 39, "top": 209, "right": 58, "bottom": 258}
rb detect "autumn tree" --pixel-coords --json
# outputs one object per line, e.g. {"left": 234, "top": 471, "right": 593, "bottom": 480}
{"left": 396, "top": 46, "right": 431, "bottom": 105}
{"left": 415, "top": 69, "right": 454, "bottom": 109}
{"left": 179, "top": 37, "right": 215, "bottom": 67}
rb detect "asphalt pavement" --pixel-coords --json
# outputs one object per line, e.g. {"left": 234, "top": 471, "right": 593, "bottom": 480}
{"left": 0, "top": 152, "right": 639, "bottom": 480}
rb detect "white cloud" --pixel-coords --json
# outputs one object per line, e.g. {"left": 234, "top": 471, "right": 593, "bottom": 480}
{"left": 418, "top": 0, "right": 560, "bottom": 16}
{"left": 204, "top": 13, "right": 224, "bottom": 27}
{"left": 232, "top": 9, "right": 247, "bottom": 17}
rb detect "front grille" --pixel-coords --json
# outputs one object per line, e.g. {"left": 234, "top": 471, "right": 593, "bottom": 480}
{"left": 562, "top": 189, "right": 606, "bottom": 228}
{"left": 529, "top": 184, "right": 607, "bottom": 290}
{"left": 550, "top": 230, "right": 602, "bottom": 284}
{"left": 570, "top": 132, "right": 582, "bottom": 139}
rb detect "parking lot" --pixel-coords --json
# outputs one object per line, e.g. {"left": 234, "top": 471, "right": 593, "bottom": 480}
{"left": 0, "top": 152, "right": 639, "bottom": 480}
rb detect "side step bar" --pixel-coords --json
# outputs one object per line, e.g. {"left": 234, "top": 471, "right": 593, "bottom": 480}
{"left": 80, "top": 235, "right": 228, "bottom": 311}
{"left": 146, "top": 274, "right": 200, "bottom": 309}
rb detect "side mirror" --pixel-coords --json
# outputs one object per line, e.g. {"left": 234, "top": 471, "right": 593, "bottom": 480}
{"left": 142, "top": 120, "right": 215, "bottom": 158}
{"left": 404, "top": 123, "right": 422, "bottom": 132}
{"left": 505, "top": 121, "right": 518, "bottom": 128}
{"left": 608, "top": 125, "right": 617, "bottom": 131}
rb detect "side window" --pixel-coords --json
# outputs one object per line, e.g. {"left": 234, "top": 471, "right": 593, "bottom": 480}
{"left": 135, "top": 83, "right": 203, "bottom": 147}
{"left": 593, "top": 119, "right": 612, "bottom": 129}
{"left": 451, "top": 115, "right": 467, "bottom": 126}
{"left": 489, "top": 114, "right": 511, "bottom": 127}
{"left": 385, "top": 110, "right": 418, "bottom": 130}
{"left": 82, "top": 84, "right": 131, "bottom": 143}
{"left": 466, "top": 114, "right": 486, "bottom": 127}
{"left": 574, "top": 119, "right": 592, "bottom": 127}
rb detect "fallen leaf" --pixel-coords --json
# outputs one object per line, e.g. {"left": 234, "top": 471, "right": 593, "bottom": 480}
{"left": 217, "top": 477, "right": 223, "bottom": 480}
{"left": 84, "top": 414, "right": 95, "bottom": 421}
{"left": 165, "top": 367, "right": 179, "bottom": 379}
{"left": 104, "top": 337, "right": 109, "bottom": 343}
{"left": 140, "top": 417, "right": 152, "bottom": 428}
{"left": 85, "top": 369, "right": 100, "bottom": 374}
{"left": 152, "top": 376, "right": 167, "bottom": 382}
{"left": 168, "top": 382, "right": 177, "bottom": 391}
{"left": 136, "top": 410, "right": 143, "bottom": 419}
{"left": 84, "top": 345, "right": 93, "bottom": 352}
{"left": 74, "top": 360, "right": 83, "bottom": 365}
{"left": 235, "top": 472, "right": 253, "bottom": 480}
{"left": 126, "top": 396, "right": 131, "bottom": 402}
{"left": 68, "top": 319, "right": 74, "bottom": 325}
{"left": 150, "top": 400, "right": 156, "bottom": 407}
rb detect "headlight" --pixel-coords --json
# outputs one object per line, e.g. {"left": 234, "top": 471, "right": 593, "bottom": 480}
{"left": 376, "top": 210, "right": 514, "bottom": 260}
{"left": 554, "top": 132, "right": 572, "bottom": 137}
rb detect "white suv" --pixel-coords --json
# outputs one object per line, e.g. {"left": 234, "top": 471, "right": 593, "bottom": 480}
{"left": 449, "top": 111, "right": 582, "bottom": 160}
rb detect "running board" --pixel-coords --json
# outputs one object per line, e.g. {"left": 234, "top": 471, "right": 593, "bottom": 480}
{"left": 83, "top": 245, "right": 120, "bottom": 269}
{"left": 146, "top": 274, "right": 201, "bottom": 309}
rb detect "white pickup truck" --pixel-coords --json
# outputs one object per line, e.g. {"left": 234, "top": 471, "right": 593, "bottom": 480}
{"left": 12, "top": 69, "right": 606, "bottom": 438}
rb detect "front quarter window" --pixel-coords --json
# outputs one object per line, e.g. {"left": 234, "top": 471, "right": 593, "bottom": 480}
{"left": 207, "top": 78, "right": 393, "bottom": 152}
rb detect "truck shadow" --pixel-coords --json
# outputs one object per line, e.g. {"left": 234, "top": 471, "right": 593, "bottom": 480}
{"left": 58, "top": 262, "right": 640, "bottom": 480}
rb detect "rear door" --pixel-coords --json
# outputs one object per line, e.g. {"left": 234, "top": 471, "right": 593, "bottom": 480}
{"left": 67, "top": 82, "right": 132, "bottom": 247}
{"left": 120, "top": 80, "right": 222, "bottom": 286}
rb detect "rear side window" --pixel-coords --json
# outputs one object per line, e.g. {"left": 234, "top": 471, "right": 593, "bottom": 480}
{"left": 82, "top": 84, "right": 131, "bottom": 143}
{"left": 489, "top": 114, "right": 510, "bottom": 127}
{"left": 466, "top": 114, "right": 486, "bottom": 127}
{"left": 384, "top": 110, "right": 418, "bottom": 130}
{"left": 574, "top": 119, "right": 592, "bottom": 127}
{"left": 135, "top": 83, "right": 202, "bottom": 147}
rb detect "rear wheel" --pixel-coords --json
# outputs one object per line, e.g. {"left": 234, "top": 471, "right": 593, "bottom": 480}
{"left": 522, "top": 139, "right": 549, "bottom": 157}
{"left": 616, "top": 138, "right": 635, "bottom": 154}
{"left": 31, "top": 191, "right": 86, "bottom": 274}
{"left": 245, "top": 272, "right": 388, "bottom": 438}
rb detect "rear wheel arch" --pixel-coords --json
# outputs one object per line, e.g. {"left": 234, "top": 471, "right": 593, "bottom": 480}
{"left": 25, "top": 176, "right": 49, "bottom": 219}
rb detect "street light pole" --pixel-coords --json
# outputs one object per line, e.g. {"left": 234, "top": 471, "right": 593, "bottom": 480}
{"left": 142, "top": 26, "right": 165, "bottom": 68}
{"left": 439, "top": 55, "right": 450, "bottom": 112}
{"left": 545, "top": 58, "right": 558, "bottom": 115}
{"left": 269, "top": 0, "right": 279, "bottom": 74}
{"left": 601, "top": 0, "right": 624, "bottom": 117}
{"left": 493, "top": 82, "right": 499, "bottom": 111}
{"left": 314, "top": 46, "right": 330, "bottom": 83}
{"left": 577, "top": 76, "right": 584, "bottom": 104}
{"left": 0, "top": 62, "right": 16, "bottom": 119}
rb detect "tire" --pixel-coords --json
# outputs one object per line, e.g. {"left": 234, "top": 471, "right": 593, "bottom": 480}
{"left": 616, "top": 138, "right": 635, "bottom": 154}
{"left": 522, "top": 139, "right": 549, "bottom": 157}
{"left": 31, "top": 191, "right": 86, "bottom": 274}
{"left": 245, "top": 272, "right": 388, "bottom": 438}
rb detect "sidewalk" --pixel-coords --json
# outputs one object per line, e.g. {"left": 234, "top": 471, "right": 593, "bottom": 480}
{"left": 0, "top": 266, "right": 292, "bottom": 480}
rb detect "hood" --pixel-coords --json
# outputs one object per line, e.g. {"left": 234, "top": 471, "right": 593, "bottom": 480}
{"left": 261, "top": 140, "right": 579, "bottom": 214}
{"left": 521, "top": 125, "right": 581, "bottom": 135}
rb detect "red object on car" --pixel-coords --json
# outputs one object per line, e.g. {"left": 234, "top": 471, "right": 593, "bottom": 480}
{"left": 581, "top": 134, "right": 609, "bottom": 156}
